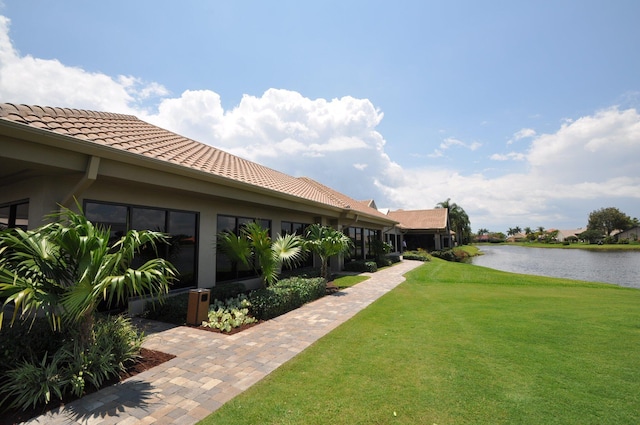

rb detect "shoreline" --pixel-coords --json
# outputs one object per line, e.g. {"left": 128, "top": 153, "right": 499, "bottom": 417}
{"left": 473, "top": 242, "right": 640, "bottom": 251}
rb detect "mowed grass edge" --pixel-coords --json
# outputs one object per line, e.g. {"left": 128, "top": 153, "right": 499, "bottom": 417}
{"left": 199, "top": 259, "right": 640, "bottom": 425}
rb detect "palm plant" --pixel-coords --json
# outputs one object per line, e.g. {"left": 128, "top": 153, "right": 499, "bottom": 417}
{"left": 304, "top": 224, "right": 353, "bottom": 281}
{"left": 0, "top": 206, "right": 176, "bottom": 348}
{"left": 216, "top": 221, "right": 305, "bottom": 287}
{"left": 436, "top": 198, "right": 471, "bottom": 245}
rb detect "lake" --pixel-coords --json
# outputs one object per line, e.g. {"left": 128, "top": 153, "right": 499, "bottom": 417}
{"left": 469, "top": 245, "right": 640, "bottom": 289}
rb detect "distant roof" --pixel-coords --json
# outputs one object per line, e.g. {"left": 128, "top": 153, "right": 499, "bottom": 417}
{"left": 387, "top": 208, "right": 448, "bottom": 230}
{"left": 0, "top": 103, "right": 392, "bottom": 222}
{"left": 557, "top": 229, "right": 584, "bottom": 237}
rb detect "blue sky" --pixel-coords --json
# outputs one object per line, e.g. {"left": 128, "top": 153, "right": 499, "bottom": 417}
{"left": 1, "top": 1, "right": 639, "bottom": 232}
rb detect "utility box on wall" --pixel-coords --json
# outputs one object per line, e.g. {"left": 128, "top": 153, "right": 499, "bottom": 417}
{"left": 187, "top": 288, "right": 210, "bottom": 325}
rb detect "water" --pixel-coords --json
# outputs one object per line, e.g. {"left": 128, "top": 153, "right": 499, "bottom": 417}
{"left": 469, "top": 245, "right": 640, "bottom": 289}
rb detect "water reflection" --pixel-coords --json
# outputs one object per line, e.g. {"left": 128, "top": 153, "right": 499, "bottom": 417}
{"left": 470, "top": 245, "right": 640, "bottom": 289}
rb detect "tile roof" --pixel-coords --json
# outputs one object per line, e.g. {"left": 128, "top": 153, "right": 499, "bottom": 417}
{"left": 387, "top": 208, "right": 448, "bottom": 230}
{"left": 0, "top": 103, "right": 391, "bottom": 221}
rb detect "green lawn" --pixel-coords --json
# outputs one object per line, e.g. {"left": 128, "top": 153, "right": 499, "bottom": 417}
{"left": 332, "top": 274, "right": 370, "bottom": 288}
{"left": 199, "top": 259, "right": 640, "bottom": 425}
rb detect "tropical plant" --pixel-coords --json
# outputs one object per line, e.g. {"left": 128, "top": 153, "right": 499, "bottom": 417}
{"left": 216, "top": 221, "right": 305, "bottom": 287}
{"left": 202, "top": 294, "right": 256, "bottom": 332}
{"left": 436, "top": 198, "right": 471, "bottom": 245}
{"left": 303, "top": 224, "right": 353, "bottom": 281}
{"left": 507, "top": 226, "right": 522, "bottom": 236}
{"left": 0, "top": 206, "right": 176, "bottom": 348}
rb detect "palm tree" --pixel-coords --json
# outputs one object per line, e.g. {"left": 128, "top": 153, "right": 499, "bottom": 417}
{"left": 304, "top": 224, "right": 353, "bottom": 281}
{"left": 436, "top": 198, "right": 471, "bottom": 245}
{"left": 216, "top": 221, "right": 305, "bottom": 287}
{"left": 0, "top": 206, "right": 176, "bottom": 348}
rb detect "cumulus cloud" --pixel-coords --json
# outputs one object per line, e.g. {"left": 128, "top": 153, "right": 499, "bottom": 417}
{"left": 1, "top": 15, "right": 638, "bottom": 231}
{"left": 0, "top": 16, "right": 166, "bottom": 114}
{"left": 142, "top": 88, "right": 391, "bottom": 197}
{"left": 377, "top": 107, "right": 640, "bottom": 229}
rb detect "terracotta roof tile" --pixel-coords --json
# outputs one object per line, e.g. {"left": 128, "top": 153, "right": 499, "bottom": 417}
{"left": 387, "top": 208, "right": 448, "bottom": 230}
{"left": 0, "top": 103, "right": 393, "bottom": 223}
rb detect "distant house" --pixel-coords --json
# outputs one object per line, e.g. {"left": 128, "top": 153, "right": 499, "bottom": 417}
{"left": 0, "top": 103, "right": 399, "bottom": 297}
{"left": 383, "top": 208, "right": 452, "bottom": 251}
{"left": 615, "top": 226, "right": 640, "bottom": 242}
{"left": 556, "top": 228, "right": 584, "bottom": 242}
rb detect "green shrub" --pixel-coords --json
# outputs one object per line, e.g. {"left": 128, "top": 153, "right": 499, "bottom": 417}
{"left": 0, "top": 351, "right": 67, "bottom": 411}
{"left": 430, "top": 249, "right": 458, "bottom": 262}
{"left": 202, "top": 295, "right": 257, "bottom": 332}
{"left": 248, "top": 277, "right": 326, "bottom": 320}
{"left": 142, "top": 293, "right": 189, "bottom": 325}
{"left": 0, "top": 318, "right": 66, "bottom": 378}
{"left": 0, "top": 315, "right": 142, "bottom": 411}
{"left": 387, "top": 254, "right": 402, "bottom": 264}
{"left": 210, "top": 282, "right": 246, "bottom": 300}
{"left": 93, "top": 315, "right": 142, "bottom": 371}
{"left": 376, "top": 258, "right": 392, "bottom": 268}
{"left": 344, "top": 260, "right": 378, "bottom": 273}
{"left": 402, "top": 251, "right": 430, "bottom": 262}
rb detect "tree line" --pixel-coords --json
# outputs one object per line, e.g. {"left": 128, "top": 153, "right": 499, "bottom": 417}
{"left": 476, "top": 207, "right": 639, "bottom": 243}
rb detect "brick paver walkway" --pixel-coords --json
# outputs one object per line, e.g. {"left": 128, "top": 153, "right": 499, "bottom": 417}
{"left": 26, "top": 260, "right": 423, "bottom": 425}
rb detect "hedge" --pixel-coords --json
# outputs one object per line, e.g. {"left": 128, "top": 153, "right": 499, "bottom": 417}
{"left": 248, "top": 277, "right": 326, "bottom": 320}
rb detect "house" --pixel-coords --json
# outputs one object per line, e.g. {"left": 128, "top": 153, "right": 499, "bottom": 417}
{"left": 0, "top": 103, "right": 399, "bottom": 299}
{"left": 615, "top": 226, "right": 639, "bottom": 242}
{"left": 506, "top": 232, "right": 526, "bottom": 242}
{"left": 556, "top": 229, "right": 584, "bottom": 242}
{"left": 384, "top": 208, "right": 452, "bottom": 251}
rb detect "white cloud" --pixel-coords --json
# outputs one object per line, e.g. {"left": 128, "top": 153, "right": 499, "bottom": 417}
{"left": 508, "top": 128, "right": 536, "bottom": 144}
{"left": 438, "top": 137, "right": 482, "bottom": 152}
{"left": 0, "top": 16, "right": 166, "bottom": 114}
{"left": 490, "top": 152, "right": 526, "bottom": 161}
{"left": 1, "top": 16, "right": 638, "bottom": 232}
{"left": 353, "top": 163, "right": 368, "bottom": 170}
{"left": 377, "top": 108, "right": 640, "bottom": 230}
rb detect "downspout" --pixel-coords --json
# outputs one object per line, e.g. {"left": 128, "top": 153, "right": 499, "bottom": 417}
{"left": 61, "top": 155, "right": 100, "bottom": 209}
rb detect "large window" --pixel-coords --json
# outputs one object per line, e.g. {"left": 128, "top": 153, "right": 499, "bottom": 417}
{"left": 281, "top": 221, "right": 313, "bottom": 269}
{"left": 385, "top": 233, "right": 401, "bottom": 252}
{"left": 344, "top": 226, "right": 381, "bottom": 260}
{"left": 216, "top": 215, "right": 271, "bottom": 283}
{"left": 85, "top": 201, "right": 198, "bottom": 289}
{"left": 0, "top": 200, "right": 29, "bottom": 231}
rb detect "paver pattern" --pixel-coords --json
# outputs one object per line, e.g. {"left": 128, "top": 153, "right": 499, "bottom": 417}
{"left": 26, "top": 260, "right": 423, "bottom": 424}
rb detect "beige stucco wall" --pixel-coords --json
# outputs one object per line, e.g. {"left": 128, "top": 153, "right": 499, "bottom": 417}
{"left": 2, "top": 130, "right": 393, "bottom": 293}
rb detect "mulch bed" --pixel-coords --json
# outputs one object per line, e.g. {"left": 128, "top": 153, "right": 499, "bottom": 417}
{"left": 0, "top": 348, "right": 176, "bottom": 425}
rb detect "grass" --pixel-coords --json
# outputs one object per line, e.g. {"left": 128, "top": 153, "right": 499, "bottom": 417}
{"left": 332, "top": 274, "right": 370, "bottom": 288}
{"left": 199, "top": 259, "right": 640, "bottom": 425}
{"left": 455, "top": 244, "right": 481, "bottom": 256}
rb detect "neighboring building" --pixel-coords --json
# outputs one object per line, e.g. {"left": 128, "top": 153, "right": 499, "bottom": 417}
{"left": 556, "top": 228, "right": 584, "bottom": 242}
{"left": 0, "top": 104, "right": 398, "bottom": 294}
{"left": 506, "top": 232, "right": 526, "bottom": 242}
{"left": 384, "top": 208, "right": 452, "bottom": 251}
{"left": 615, "top": 226, "right": 640, "bottom": 242}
